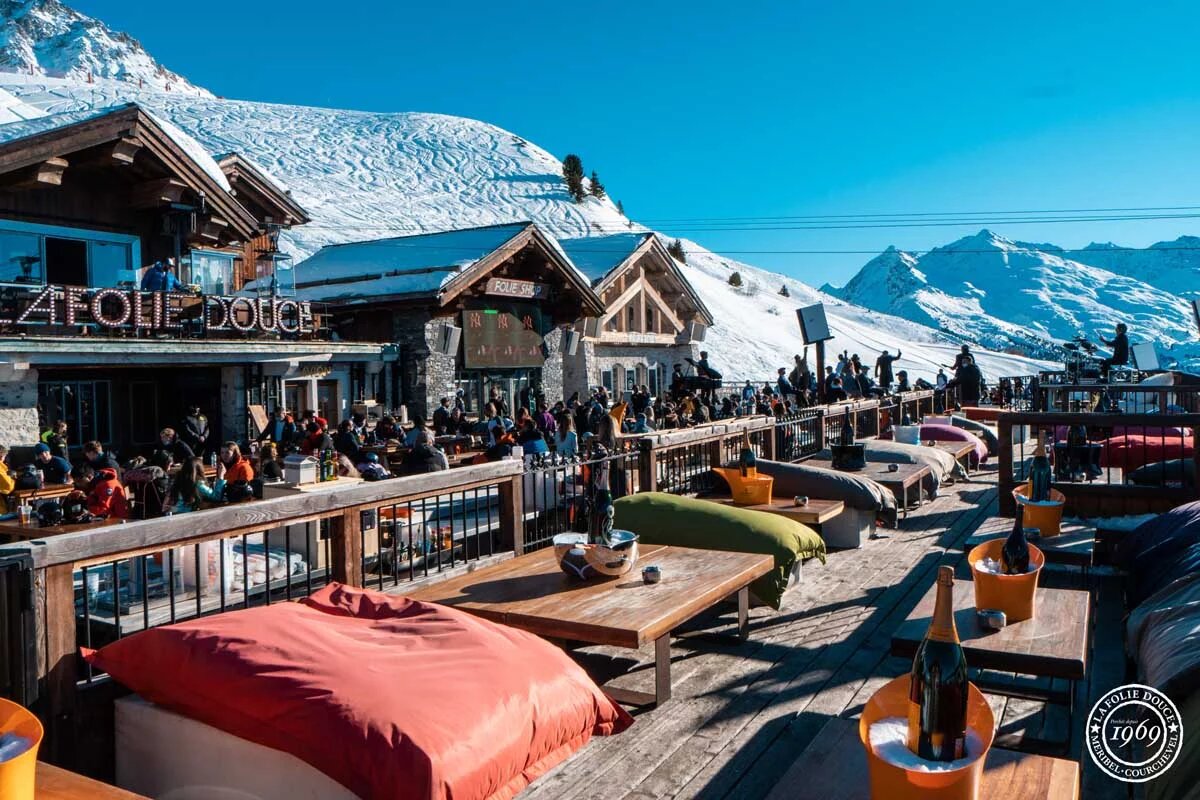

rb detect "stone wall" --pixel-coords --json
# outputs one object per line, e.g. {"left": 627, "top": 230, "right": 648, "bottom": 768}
{"left": 564, "top": 341, "right": 701, "bottom": 398}
{"left": 392, "top": 312, "right": 458, "bottom": 420}
{"left": 0, "top": 370, "right": 39, "bottom": 448}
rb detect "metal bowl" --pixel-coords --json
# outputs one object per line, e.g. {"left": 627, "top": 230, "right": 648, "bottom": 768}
{"left": 553, "top": 530, "right": 639, "bottom": 581}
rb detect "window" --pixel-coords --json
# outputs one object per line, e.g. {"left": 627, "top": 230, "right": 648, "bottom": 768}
{"left": 601, "top": 369, "right": 613, "bottom": 393}
{"left": 626, "top": 305, "right": 637, "bottom": 332}
{"left": 91, "top": 241, "right": 135, "bottom": 288}
{"left": 187, "top": 251, "right": 236, "bottom": 295}
{"left": 39, "top": 380, "right": 112, "bottom": 447}
{"left": 0, "top": 220, "right": 137, "bottom": 288}
{"left": 0, "top": 230, "right": 41, "bottom": 284}
{"left": 612, "top": 364, "right": 625, "bottom": 398}
{"left": 648, "top": 363, "right": 661, "bottom": 396}
{"left": 635, "top": 364, "right": 648, "bottom": 389}
{"left": 646, "top": 307, "right": 655, "bottom": 333}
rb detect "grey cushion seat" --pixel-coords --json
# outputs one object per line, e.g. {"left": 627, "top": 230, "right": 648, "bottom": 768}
{"left": 757, "top": 459, "right": 898, "bottom": 528}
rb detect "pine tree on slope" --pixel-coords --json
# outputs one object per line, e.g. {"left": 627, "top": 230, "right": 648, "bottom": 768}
{"left": 562, "top": 154, "right": 585, "bottom": 203}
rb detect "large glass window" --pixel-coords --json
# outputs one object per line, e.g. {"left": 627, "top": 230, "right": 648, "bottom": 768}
{"left": 39, "top": 380, "right": 112, "bottom": 447}
{"left": 90, "top": 241, "right": 135, "bottom": 288}
{"left": 0, "top": 221, "right": 138, "bottom": 288}
{"left": 187, "top": 251, "right": 236, "bottom": 295}
{"left": 0, "top": 230, "right": 41, "bottom": 285}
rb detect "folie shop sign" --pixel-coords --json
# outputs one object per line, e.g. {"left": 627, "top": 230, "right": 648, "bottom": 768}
{"left": 0, "top": 284, "right": 315, "bottom": 335}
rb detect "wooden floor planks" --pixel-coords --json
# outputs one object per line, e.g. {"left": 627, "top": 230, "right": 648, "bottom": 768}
{"left": 522, "top": 467, "right": 1119, "bottom": 799}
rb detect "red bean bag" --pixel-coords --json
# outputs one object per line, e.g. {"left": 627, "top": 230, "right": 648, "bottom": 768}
{"left": 1099, "top": 435, "right": 1195, "bottom": 474}
{"left": 1054, "top": 424, "right": 1189, "bottom": 441}
{"left": 86, "top": 582, "right": 632, "bottom": 800}
{"left": 916, "top": 423, "right": 989, "bottom": 465}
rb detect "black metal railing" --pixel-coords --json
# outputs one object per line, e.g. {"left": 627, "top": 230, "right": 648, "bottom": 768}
{"left": 78, "top": 519, "right": 333, "bottom": 684}
{"left": 520, "top": 449, "right": 645, "bottom": 552}
{"left": 772, "top": 409, "right": 824, "bottom": 462}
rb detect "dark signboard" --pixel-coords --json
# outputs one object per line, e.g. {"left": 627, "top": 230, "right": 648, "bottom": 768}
{"left": 462, "top": 307, "right": 546, "bottom": 368}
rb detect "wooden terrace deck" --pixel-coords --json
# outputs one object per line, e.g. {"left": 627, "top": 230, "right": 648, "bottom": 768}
{"left": 524, "top": 465, "right": 1124, "bottom": 800}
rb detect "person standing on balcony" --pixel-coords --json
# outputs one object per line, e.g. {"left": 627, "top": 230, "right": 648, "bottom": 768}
{"left": 258, "top": 407, "right": 297, "bottom": 447}
{"left": 874, "top": 349, "right": 902, "bottom": 392}
{"left": 140, "top": 260, "right": 184, "bottom": 292}
{"left": 776, "top": 368, "right": 796, "bottom": 402}
{"left": 432, "top": 398, "right": 452, "bottom": 435}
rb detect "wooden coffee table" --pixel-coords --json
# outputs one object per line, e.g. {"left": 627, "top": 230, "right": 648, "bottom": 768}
{"left": 770, "top": 717, "right": 1079, "bottom": 800}
{"left": 891, "top": 580, "right": 1090, "bottom": 753}
{"left": 707, "top": 496, "right": 844, "bottom": 526}
{"left": 408, "top": 544, "right": 775, "bottom": 708}
{"left": 806, "top": 460, "right": 930, "bottom": 518}
{"left": 929, "top": 440, "right": 976, "bottom": 475}
{"left": 37, "top": 762, "right": 149, "bottom": 798}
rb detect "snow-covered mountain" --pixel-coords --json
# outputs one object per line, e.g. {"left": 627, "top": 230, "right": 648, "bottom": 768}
{"left": 0, "top": 2, "right": 1058, "bottom": 383}
{"left": 0, "top": 0, "right": 207, "bottom": 95}
{"left": 1065, "top": 237, "right": 1200, "bottom": 297}
{"left": 826, "top": 230, "right": 1197, "bottom": 367}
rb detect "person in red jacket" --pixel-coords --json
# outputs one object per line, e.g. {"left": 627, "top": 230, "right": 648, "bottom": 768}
{"left": 217, "top": 442, "right": 255, "bottom": 484}
{"left": 86, "top": 467, "right": 129, "bottom": 519}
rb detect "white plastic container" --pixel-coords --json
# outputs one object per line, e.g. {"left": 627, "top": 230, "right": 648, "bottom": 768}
{"left": 283, "top": 454, "right": 318, "bottom": 485}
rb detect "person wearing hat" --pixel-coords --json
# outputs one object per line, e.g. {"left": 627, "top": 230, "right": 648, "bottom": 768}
{"left": 32, "top": 442, "right": 71, "bottom": 485}
{"left": 355, "top": 450, "right": 391, "bottom": 481}
{"left": 896, "top": 370, "right": 911, "bottom": 393}
{"left": 776, "top": 367, "right": 796, "bottom": 402}
{"left": 140, "top": 259, "right": 184, "bottom": 292}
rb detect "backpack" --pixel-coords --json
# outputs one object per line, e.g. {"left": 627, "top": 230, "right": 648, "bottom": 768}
{"left": 124, "top": 466, "right": 167, "bottom": 520}
{"left": 15, "top": 465, "right": 42, "bottom": 490}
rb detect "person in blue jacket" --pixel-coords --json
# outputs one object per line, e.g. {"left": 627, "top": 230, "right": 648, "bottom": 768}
{"left": 140, "top": 260, "right": 184, "bottom": 292}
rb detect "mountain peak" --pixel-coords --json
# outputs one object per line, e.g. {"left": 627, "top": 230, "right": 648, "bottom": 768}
{"left": 0, "top": 0, "right": 209, "bottom": 96}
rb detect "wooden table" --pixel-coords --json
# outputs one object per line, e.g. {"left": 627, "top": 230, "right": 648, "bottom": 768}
{"left": 707, "top": 496, "right": 844, "bottom": 526}
{"left": 891, "top": 580, "right": 1091, "bottom": 753}
{"left": 967, "top": 516, "right": 1095, "bottom": 577}
{"left": 773, "top": 716, "right": 1079, "bottom": 800}
{"left": 36, "top": 762, "right": 149, "bottom": 799}
{"left": 806, "top": 460, "right": 931, "bottom": 518}
{"left": 929, "top": 440, "right": 976, "bottom": 475}
{"left": 6, "top": 484, "right": 74, "bottom": 512}
{"left": 0, "top": 516, "right": 118, "bottom": 543}
{"left": 409, "top": 544, "right": 775, "bottom": 708}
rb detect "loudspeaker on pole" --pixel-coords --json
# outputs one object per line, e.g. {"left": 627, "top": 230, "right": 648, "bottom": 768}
{"left": 563, "top": 329, "right": 581, "bottom": 356}
{"left": 434, "top": 324, "right": 461, "bottom": 356}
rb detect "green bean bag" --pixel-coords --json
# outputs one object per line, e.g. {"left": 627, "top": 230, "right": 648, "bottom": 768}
{"left": 613, "top": 492, "right": 826, "bottom": 609}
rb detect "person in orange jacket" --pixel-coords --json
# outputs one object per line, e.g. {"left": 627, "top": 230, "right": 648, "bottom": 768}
{"left": 217, "top": 442, "right": 255, "bottom": 485}
{"left": 86, "top": 467, "right": 129, "bottom": 519}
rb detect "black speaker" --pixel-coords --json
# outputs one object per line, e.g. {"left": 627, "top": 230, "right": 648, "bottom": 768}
{"left": 563, "top": 329, "right": 580, "bottom": 356}
{"left": 0, "top": 553, "right": 36, "bottom": 706}
{"left": 687, "top": 321, "right": 707, "bottom": 342}
{"left": 581, "top": 318, "right": 602, "bottom": 338}
{"left": 434, "top": 324, "right": 461, "bottom": 356}
{"left": 796, "top": 303, "right": 833, "bottom": 344}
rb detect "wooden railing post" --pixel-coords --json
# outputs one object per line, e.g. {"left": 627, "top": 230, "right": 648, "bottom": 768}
{"left": 638, "top": 439, "right": 658, "bottom": 493}
{"left": 761, "top": 418, "right": 777, "bottom": 461}
{"left": 997, "top": 414, "right": 1016, "bottom": 517}
{"left": 329, "top": 508, "right": 363, "bottom": 587}
{"left": 498, "top": 473, "right": 524, "bottom": 556}
{"left": 39, "top": 563, "right": 77, "bottom": 767}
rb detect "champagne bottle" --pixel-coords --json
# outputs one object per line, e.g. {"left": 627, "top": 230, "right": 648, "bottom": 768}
{"left": 1029, "top": 433, "right": 1052, "bottom": 502}
{"left": 1001, "top": 505, "right": 1030, "bottom": 575}
{"left": 739, "top": 430, "right": 757, "bottom": 478}
{"left": 840, "top": 407, "right": 855, "bottom": 446}
{"left": 588, "top": 457, "right": 614, "bottom": 546}
{"left": 907, "top": 566, "right": 969, "bottom": 762}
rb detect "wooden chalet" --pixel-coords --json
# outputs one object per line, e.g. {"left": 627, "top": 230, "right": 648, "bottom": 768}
{"left": 559, "top": 232, "right": 714, "bottom": 399}
{"left": 0, "top": 103, "right": 383, "bottom": 452}
{"left": 294, "top": 221, "right": 604, "bottom": 418}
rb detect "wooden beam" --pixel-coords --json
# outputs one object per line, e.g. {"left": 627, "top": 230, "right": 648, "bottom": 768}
{"left": 199, "top": 217, "right": 229, "bottom": 241}
{"left": 110, "top": 136, "right": 142, "bottom": 165}
{"left": 0, "top": 157, "right": 69, "bottom": 190}
{"left": 130, "top": 177, "right": 187, "bottom": 208}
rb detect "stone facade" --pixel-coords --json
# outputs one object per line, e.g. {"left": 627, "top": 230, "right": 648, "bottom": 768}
{"left": 0, "top": 370, "right": 40, "bottom": 449}
{"left": 392, "top": 311, "right": 457, "bottom": 420}
{"left": 564, "top": 340, "right": 700, "bottom": 399}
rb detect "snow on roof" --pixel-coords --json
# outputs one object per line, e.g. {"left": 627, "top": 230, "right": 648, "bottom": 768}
{"left": 0, "top": 101, "right": 231, "bottom": 193}
{"left": 0, "top": 87, "right": 46, "bottom": 123}
{"left": 0, "top": 103, "right": 122, "bottom": 146}
{"left": 292, "top": 222, "right": 531, "bottom": 302}
{"left": 141, "top": 108, "right": 231, "bottom": 193}
{"left": 215, "top": 152, "right": 292, "bottom": 195}
{"left": 558, "top": 232, "right": 652, "bottom": 283}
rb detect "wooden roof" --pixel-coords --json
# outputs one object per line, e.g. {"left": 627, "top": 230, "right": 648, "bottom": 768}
{"left": 216, "top": 153, "right": 311, "bottom": 228}
{"left": 0, "top": 103, "right": 260, "bottom": 242}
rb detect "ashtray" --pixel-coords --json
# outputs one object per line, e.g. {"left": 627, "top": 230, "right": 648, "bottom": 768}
{"left": 977, "top": 608, "right": 1007, "bottom": 630}
{"left": 887, "top": 463, "right": 899, "bottom": 473}
{"left": 642, "top": 565, "right": 662, "bottom": 584}
{"left": 793, "top": 495, "right": 809, "bottom": 507}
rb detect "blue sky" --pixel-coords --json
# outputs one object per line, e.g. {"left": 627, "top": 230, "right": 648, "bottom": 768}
{"left": 77, "top": 0, "right": 1200, "bottom": 285}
